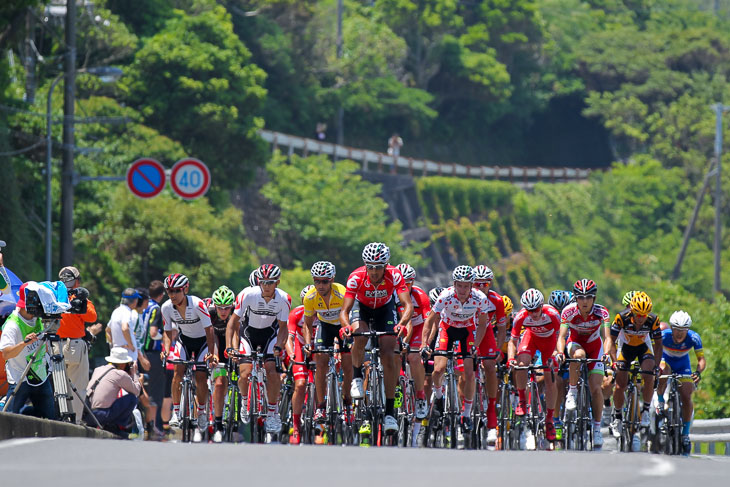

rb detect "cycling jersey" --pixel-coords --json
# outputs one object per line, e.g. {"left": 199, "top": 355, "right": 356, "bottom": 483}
{"left": 207, "top": 304, "right": 228, "bottom": 338}
{"left": 561, "top": 302, "right": 610, "bottom": 344}
{"left": 234, "top": 287, "right": 291, "bottom": 329}
{"left": 511, "top": 305, "right": 561, "bottom": 340}
{"left": 485, "top": 289, "right": 506, "bottom": 328}
{"left": 610, "top": 309, "right": 661, "bottom": 346}
{"left": 661, "top": 329, "right": 703, "bottom": 360}
{"left": 303, "top": 283, "right": 346, "bottom": 325}
{"left": 396, "top": 285, "right": 430, "bottom": 327}
{"left": 432, "top": 287, "right": 489, "bottom": 328}
{"left": 161, "top": 295, "right": 212, "bottom": 339}
{"left": 288, "top": 305, "right": 319, "bottom": 345}
{"left": 345, "top": 265, "right": 408, "bottom": 309}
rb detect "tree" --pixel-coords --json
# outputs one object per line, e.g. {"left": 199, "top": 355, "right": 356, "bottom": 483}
{"left": 261, "top": 153, "right": 424, "bottom": 271}
{"left": 123, "top": 0, "right": 268, "bottom": 186}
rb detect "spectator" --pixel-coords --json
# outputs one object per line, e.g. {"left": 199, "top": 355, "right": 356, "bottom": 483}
{"left": 86, "top": 347, "right": 141, "bottom": 436}
{"left": 107, "top": 289, "right": 140, "bottom": 360}
{"left": 0, "top": 283, "right": 56, "bottom": 419}
{"left": 388, "top": 133, "right": 403, "bottom": 157}
{"left": 141, "top": 280, "right": 167, "bottom": 435}
{"left": 316, "top": 122, "right": 327, "bottom": 141}
{"left": 56, "top": 265, "right": 102, "bottom": 423}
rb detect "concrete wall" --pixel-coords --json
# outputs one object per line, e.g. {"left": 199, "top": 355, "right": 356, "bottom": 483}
{"left": 0, "top": 412, "right": 116, "bottom": 441}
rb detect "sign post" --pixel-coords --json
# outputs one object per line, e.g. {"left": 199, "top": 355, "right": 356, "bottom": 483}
{"left": 126, "top": 158, "right": 166, "bottom": 199}
{"left": 170, "top": 158, "right": 211, "bottom": 200}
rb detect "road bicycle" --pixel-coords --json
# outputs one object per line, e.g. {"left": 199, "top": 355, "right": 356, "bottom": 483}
{"left": 496, "top": 362, "right": 520, "bottom": 450}
{"left": 653, "top": 371, "right": 693, "bottom": 455}
{"left": 511, "top": 363, "right": 553, "bottom": 451}
{"left": 562, "top": 357, "right": 605, "bottom": 451}
{"left": 311, "top": 347, "right": 347, "bottom": 445}
{"left": 425, "top": 344, "right": 467, "bottom": 450}
{"left": 616, "top": 363, "right": 655, "bottom": 452}
{"left": 167, "top": 357, "right": 209, "bottom": 443}
{"left": 395, "top": 345, "right": 417, "bottom": 448}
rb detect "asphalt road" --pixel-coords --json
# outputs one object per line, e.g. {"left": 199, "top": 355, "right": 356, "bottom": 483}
{"left": 1, "top": 437, "right": 729, "bottom": 487}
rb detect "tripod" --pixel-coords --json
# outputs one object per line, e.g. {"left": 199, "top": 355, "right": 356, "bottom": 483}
{"left": 1, "top": 320, "right": 101, "bottom": 428}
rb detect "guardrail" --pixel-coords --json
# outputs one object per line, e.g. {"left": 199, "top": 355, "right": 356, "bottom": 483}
{"left": 259, "top": 130, "right": 592, "bottom": 187}
{"left": 691, "top": 418, "right": 730, "bottom": 455}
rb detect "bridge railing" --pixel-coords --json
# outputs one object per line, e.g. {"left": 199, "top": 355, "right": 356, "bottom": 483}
{"left": 691, "top": 418, "right": 730, "bottom": 455}
{"left": 260, "top": 130, "right": 592, "bottom": 187}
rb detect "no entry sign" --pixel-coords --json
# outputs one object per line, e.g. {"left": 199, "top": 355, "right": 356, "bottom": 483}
{"left": 126, "top": 158, "right": 166, "bottom": 199}
{"left": 170, "top": 158, "right": 211, "bottom": 200}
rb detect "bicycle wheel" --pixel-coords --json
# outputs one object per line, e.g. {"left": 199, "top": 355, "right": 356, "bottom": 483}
{"left": 670, "top": 386, "right": 682, "bottom": 455}
{"left": 623, "top": 386, "right": 638, "bottom": 452}
{"left": 224, "top": 385, "right": 240, "bottom": 442}
{"left": 497, "top": 384, "right": 511, "bottom": 450}
{"left": 181, "top": 381, "right": 191, "bottom": 443}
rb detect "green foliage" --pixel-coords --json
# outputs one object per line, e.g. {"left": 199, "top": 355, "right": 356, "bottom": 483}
{"left": 122, "top": 0, "right": 268, "bottom": 186}
{"left": 74, "top": 186, "right": 256, "bottom": 313}
{"left": 261, "top": 153, "right": 424, "bottom": 271}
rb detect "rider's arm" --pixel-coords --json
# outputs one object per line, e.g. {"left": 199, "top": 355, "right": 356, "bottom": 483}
{"left": 422, "top": 310, "right": 439, "bottom": 346}
{"left": 556, "top": 324, "right": 569, "bottom": 355}
{"left": 474, "top": 312, "right": 488, "bottom": 348}
{"left": 303, "top": 314, "right": 316, "bottom": 344}
{"left": 339, "top": 296, "right": 355, "bottom": 328}
{"left": 205, "top": 326, "right": 217, "bottom": 359}
{"left": 226, "top": 311, "right": 241, "bottom": 351}
{"left": 275, "top": 319, "right": 288, "bottom": 350}
{"left": 395, "top": 289, "right": 413, "bottom": 328}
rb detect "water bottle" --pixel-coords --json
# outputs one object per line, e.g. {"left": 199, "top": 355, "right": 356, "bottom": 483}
{"left": 0, "top": 396, "right": 6, "bottom": 411}
{"left": 632, "top": 432, "right": 641, "bottom": 452}
{"left": 394, "top": 384, "right": 403, "bottom": 409}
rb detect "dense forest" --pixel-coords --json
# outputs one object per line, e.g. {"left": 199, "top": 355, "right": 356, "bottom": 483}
{"left": 2, "top": 1, "right": 730, "bottom": 416}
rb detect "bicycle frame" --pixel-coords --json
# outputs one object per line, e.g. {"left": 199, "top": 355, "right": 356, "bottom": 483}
{"left": 512, "top": 363, "right": 553, "bottom": 450}
{"left": 563, "top": 357, "right": 604, "bottom": 451}
{"left": 168, "top": 358, "right": 208, "bottom": 443}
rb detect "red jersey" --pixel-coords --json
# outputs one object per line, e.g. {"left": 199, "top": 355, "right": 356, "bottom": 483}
{"left": 486, "top": 290, "right": 506, "bottom": 328}
{"left": 560, "top": 302, "right": 609, "bottom": 344}
{"left": 345, "top": 265, "right": 408, "bottom": 309}
{"left": 397, "top": 285, "right": 431, "bottom": 326}
{"left": 288, "top": 306, "right": 306, "bottom": 345}
{"left": 511, "top": 305, "right": 561, "bottom": 340}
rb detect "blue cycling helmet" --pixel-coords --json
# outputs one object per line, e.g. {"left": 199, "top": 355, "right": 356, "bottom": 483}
{"left": 548, "top": 290, "right": 572, "bottom": 313}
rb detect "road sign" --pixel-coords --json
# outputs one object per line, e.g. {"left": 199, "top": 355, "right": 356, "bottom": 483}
{"left": 170, "top": 158, "right": 211, "bottom": 200}
{"left": 126, "top": 158, "right": 166, "bottom": 199}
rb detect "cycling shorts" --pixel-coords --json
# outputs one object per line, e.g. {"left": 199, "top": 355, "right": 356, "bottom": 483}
{"left": 477, "top": 323, "right": 498, "bottom": 359}
{"left": 660, "top": 355, "right": 693, "bottom": 381}
{"left": 350, "top": 297, "right": 397, "bottom": 333}
{"left": 408, "top": 323, "right": 424, "bottom": 350}
{"left": 179, "top": 334, "right": 209, "bottom": 363}
{"left": 616, "top": 343, "right": 654, "bottom": 370}
{"left": 566, "top": 338, "right": 605, "bottom": 374}
{"left": 517, "top": 332, "right": 557, "bottom": 362}
{"left": 290, "top": 339, "right": 309, "bottom": 382}
{"left": 239, "top": 324, "right": 278, "bottom": 363}
{"left": 315, "top": 321, "right": 351, "bottom": 353}
{"left": 436, "top": 323, "right": 475, "bottom": 357}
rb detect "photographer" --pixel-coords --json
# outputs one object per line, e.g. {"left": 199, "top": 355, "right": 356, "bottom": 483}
{"left": 86, "top": 347, "right": 141, "bottom": 436}
{"left": 56, "top": 266, "right": 101, "bottom": 423}
{"left": 0, "top": 283, "right": 55, "bottom": 419}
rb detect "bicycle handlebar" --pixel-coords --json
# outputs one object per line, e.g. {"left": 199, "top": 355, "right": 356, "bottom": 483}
{"left": 309, "top": 347, "right": 337, "bottom": 355}
{"left": 351, "top": 331, "right": 398, "bottom": 337}
{"left": 167, "top": 359, "right": 209, "bottom": 367}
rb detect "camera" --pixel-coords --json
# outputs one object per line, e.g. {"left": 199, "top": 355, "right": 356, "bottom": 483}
{"left": 67, "top": 287, "right": 89, "bottom": 314}
{"left": 24, "top": 289, "right": 63, "bottom": 321}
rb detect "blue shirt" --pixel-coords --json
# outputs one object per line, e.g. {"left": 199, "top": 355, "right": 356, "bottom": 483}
{"left": 661, "top": 328, "right": 702, "bottom": 360}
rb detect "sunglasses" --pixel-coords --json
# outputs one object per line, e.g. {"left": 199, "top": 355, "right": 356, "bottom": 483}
{"left": 314, "top": 279, "right": 331, "bottom": 285}
{"left": 216, "top": 305, "right": 233, "bottom": 311}
{"left": 474, "top": 281, "right": 492, "bottom": 287}
{"left": 167, "top": 288, "right": 183, "bottom": 294}
{"left": 366, "top": 264, "right": 386, "bottom": 270}
{"left": 260, "top": 280, "right": 277, "bottom": 285}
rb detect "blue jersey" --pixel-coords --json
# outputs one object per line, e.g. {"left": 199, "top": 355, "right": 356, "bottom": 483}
{"left": 661, "top": 328, "right": 702, "bottom": 360}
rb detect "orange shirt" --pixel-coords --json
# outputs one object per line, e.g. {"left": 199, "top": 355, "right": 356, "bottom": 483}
{"left": 57, "top": 300, "right": 97, "bottom": 339}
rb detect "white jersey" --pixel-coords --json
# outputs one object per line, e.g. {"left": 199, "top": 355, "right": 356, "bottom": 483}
{"left": 234, "top": 286, "right": 291, "bottom": 329}
{"left": 432, "top": 287, "right": 489, "bottom": 328}
{"left": 161, "top": 295, "right": 212, "bottom": 339}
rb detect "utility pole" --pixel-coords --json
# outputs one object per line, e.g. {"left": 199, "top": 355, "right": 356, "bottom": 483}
{"left": 713, "top": 103, "right": 729, "bottom": 296}
{"left": 336, "top": 0, "right": 344, "bottom": 146}
{"left": 60, "top": 0, "right": 76, "bottom": 267}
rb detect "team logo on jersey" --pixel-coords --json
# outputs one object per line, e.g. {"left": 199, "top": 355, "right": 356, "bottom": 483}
{"left": 347, "top": 276, "right": 360, "bottom": 289}
{"left": 365, "top": 289, "right": 388, "bottom": 298}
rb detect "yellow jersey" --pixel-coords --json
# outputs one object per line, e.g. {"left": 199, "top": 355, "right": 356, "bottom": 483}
{"left": 303, "top": 283, "right": 346, "bottom": 325}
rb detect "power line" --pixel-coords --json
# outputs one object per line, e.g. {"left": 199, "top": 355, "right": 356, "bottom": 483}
{"left": 0, "top": 140, "right": 44, "bottom": 156}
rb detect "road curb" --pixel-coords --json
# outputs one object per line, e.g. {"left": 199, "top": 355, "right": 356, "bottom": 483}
{"left": 0, "top": 411, "right": 117, "bottom": 440}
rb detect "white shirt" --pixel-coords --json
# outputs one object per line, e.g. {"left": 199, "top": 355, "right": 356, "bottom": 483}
{"left": 234, "top": 287, "right": 291, "bottom": 329}
{"left": 432, "top": 287, "right": 489, "bottom": 328}
{"left": 108, "top": 303, "right": 139, "bottom": 361}
{"left": 161, "top": 295, "right": 212, "bottom": 339}
{"left": 0, "top": 311, "right": 48, "bottom": 385}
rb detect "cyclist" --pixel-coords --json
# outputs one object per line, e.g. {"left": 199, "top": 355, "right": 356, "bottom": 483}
{"left": 548, "top": 290, "right": 573, "bottom": 314}
{"left": 656, "top": 310, "right": 706, "bottom": 454}
{"left": 422, "top": 265, "right": 489, "bottom": 432}
{"left": 622, "top": 290, "right": 639, "bottom": 310}
{"left": 472, "top": 265, "right": 505, "bottom": 446}
{"left": 226, "top": 264, "right": 291, "bottom": 434}
{"left": 302, "top": 261, "right": 353, "bottom": 427}
{"left": 287, "top": 285, "right": 317, "bottom": 444}
{"left": 339, "top": 242, "right": 413, "bottom": 434}
{"left": 607, "top": 291, "right": 662, "bottom": 438}
{"left": 555, "top": 279, "right": 611, "bottom": 448}
{"left": 548, "top": 289, "right": 574, "bottom": 429}
{"left": 423, "top": 286, "right": 445, "bottom": 401}
{"left": 395, "top": 263, "right": 431, "bottom": 421}
{"left": 508, "top": 288, "right": 561, "bottom": 442}
{"left": 207, "top": 285, "right": 236, "bottom": 443}
{"left": 160, "top": 273, "right": 217, "bottom": 443}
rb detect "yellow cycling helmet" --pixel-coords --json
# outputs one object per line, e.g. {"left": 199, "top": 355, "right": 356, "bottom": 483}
{"left": 502, "top": 295, "right": 514, "bottom": 315}
{"left": 630, "top": 291, "right": 653, "bottom": 315}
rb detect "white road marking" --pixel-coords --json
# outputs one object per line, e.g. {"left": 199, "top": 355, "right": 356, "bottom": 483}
{"left": 0, "top": 438, "right": 56, "bottom": 450}
{"left": 640, "top": 457, "right": 676, "bottom": 476}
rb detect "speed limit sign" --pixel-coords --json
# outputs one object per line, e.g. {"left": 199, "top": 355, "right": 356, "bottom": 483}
{"left": 170, "top": 158, "right": 211, "bottom": 200}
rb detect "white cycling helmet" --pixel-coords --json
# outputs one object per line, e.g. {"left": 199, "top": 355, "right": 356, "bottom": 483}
{"left": 248, "top": 270, "right": 259, "bottom": 287}
{"left": 429, "top": 287, "right": 445, "bottom": 306}
{"left": 396, "top": 263, "right": 416, "bottom": 281}
{"left": 311, "top": 261, "right": 336, "bottom": 279}
{"left": 669, "top": 310, "right": 692, "bottom": 329}
{"left": 452, "top": 265, "right": 475, "bottom": 283}
{"left": 520, "top": 288, "right": 544, "bottom": 311}
{"left": 362, "top": 242, "right": 390, "bottom": 264}
{"left": 473, "top": 265, "right": 494, "bottom": 281}
{"left": 300, "top": 285, "right": 314, "bottom": 301}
